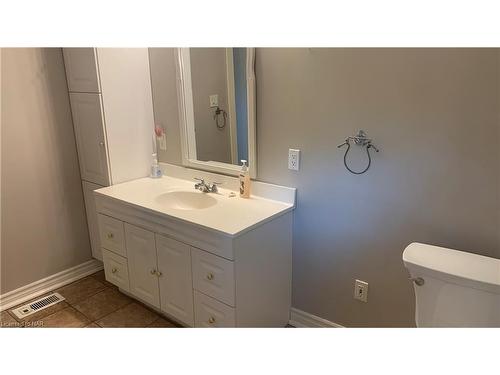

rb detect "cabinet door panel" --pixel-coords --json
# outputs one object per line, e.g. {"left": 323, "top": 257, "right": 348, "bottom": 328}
{"left": 70, "top": 93, "right": 110, "bottom": 185}
{"left": 82, "top": 181, "right": 104, "bottom": 260}
{"left": 125, "top": 224, "right": 160, "bottom": 308}
{"left": 63, "top": 48, "right": 100, "bottom": 92}
{"left": 156, "top": 235, "right": 194, "bottom": 326}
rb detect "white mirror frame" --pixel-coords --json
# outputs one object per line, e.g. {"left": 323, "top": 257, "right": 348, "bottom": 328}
{"left": 175, "top": 48, "right": 257, "bottom": 179}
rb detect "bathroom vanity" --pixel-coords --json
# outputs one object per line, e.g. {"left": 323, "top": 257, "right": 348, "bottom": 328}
{"left": 92, "top": 48, "right": 294, "bottom": 327}
{"left": 94, "top": 167, "right": 295, "bottom": 327}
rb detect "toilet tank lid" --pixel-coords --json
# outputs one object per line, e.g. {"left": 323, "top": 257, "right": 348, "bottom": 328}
{"left": 403, "top": 243, "right": 500, "bottom": 289}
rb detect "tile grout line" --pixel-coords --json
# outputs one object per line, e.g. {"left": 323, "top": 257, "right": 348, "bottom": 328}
{"left": 66, "top": 282, "right": 132, "bottom": 323}
{"left": 82, "top": 299, "right": 135, "bottom": 324}
{"left": 95, "top": 301, "right": 151, "bottom": 327}
{"left": 39, "top": 284, "right": 112, "bottom": 324}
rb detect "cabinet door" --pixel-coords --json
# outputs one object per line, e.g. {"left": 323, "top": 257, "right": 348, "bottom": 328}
{"left": 63, "top": 48, "right": 100, "bottom": 92}
{"left": 125, "top": 224, "right": 160, "bottom": 308}
{"left": 70, "top": 93, "right": 111, "bottom": 186}
{"left": 156, "top": 235, "right": 194, "bottom": 326}
{"left": 82, "top": 181, "right": 104, "bottom": 261}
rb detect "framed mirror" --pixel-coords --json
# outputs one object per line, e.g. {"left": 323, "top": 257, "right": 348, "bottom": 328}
{"left": 176, "top": 48, "right": 256, "bottom": 178}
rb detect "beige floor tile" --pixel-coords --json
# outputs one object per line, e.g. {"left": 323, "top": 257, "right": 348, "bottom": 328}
{"left": 91, "top": 270, "right": 117, "bottom": 289}
{"left": 147, "top": 316, "right": 178, "bottom": 328}
{"left": 84, "top": 322, "right": 101, "bottom": 328}
{"left": 73, "top": 288, "right": 132, "bottom": 321}
{"left": 56, "top": 276, "right": 107, "bottom": 305}
{"left": 96, "top": 302, "right": 160, "bottom": 328}
{"left": 1, "top": 311, "right": 21, "bottom": 328}
{"left": 38, "top": 307, "right": 90, "bottom": 328}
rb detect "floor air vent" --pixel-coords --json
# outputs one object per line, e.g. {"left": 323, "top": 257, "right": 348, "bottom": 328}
{"left": 11, "top": 293, "right": 65, "bottom": 319}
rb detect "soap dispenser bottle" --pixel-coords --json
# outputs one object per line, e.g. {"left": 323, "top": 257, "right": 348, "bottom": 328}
{"left": 239, "top": 160, "right": 250, "bottom": 198}
{"left": 150, "top": 153, "right": 162, "bottom": 178}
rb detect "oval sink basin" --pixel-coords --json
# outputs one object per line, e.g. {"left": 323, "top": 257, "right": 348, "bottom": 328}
{"left": 154, "top": 191, "right": 217, "bottom": 210}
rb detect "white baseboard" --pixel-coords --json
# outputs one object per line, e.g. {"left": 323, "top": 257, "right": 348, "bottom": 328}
{"left": 0, "top": 259, "right": 103, "bottom": 312}
{"left": 289, "top": 307, "right": 344, "bottom": 328}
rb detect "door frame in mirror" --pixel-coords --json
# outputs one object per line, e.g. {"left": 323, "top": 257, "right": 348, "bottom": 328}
{"left": 175, "top": 48, "right": 257, "bottom": 179}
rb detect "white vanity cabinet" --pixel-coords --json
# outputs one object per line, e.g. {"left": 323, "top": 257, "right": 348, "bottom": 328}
{"left": 95, "top": 188, "right": 293, "bottom": 328}
{"left": 98, "top": 214, "right": 196, "bottom": 326}
{"left": 63, "top": 48, "right": 155, "bottom": 260}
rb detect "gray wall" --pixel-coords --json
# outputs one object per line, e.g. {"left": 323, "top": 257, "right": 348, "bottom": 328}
{"left": 155, "top": 48, "right": 500, "bottom": 327}
{"left": 148, "top": 48, "right": 183, "bottom": 165}
{"left": 190, "top": 48, "right": 232, "bottom": 163}
{"left": 256, "top": 48, "right": 500, "bottom": 327}
{"left": 1, "top": 48, "right": 92, "bottom": 294}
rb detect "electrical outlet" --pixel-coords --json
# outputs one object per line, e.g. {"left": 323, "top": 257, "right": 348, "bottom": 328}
{"left": 288, "top": 149, "right": 300, "bottom": 171}
{"left": 354, "top": 279, "right": 369, "bottom": 302}
{"left": 158, "top": 133, "right": 167, "bottom": 151}
{"left": 209, "top": 94, "right": 219, "bottom": 108}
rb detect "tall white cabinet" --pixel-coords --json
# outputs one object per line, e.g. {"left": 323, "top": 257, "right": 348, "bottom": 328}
{"left": 63, "top": 48, "right": 155, "bottom": 260}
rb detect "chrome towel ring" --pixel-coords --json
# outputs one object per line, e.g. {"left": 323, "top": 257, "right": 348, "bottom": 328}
{"left": 213, "top": 106, "right": 227, "bottom": 130}
{"left": 337, "top": 130, "right": 379, "bottom": 175}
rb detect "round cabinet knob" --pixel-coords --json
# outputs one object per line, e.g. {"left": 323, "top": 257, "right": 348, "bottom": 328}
{"left": 111, "top": 268, "right": 118, "bottom": 274}
{"left": 206, "top": 273, "right": 214, "bottom": 281}
{"left": 150, "top": 269, "right": 157, "bottom": 275}
{"left": 99, "top": 141, "right": 105, "bottom": 146}
{"left": 156, "top": 271, "right": 162, "bottom": 277}
{"left": 107, "top": 233, "right": 114, "bottom": 239}
{"left": 409, "top": 277, "right": 425, "bottom": 286}
{"left": 208, "top": 316, "right": 216, "bottom": 324}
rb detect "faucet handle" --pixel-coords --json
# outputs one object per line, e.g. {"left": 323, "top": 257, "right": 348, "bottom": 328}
{"left": 208, "top": 181, "right": 222, "bottom": 193}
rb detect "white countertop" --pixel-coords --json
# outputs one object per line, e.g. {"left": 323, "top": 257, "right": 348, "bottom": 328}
{"left": 94, "top": 175, "right": 295, "bottom": 237}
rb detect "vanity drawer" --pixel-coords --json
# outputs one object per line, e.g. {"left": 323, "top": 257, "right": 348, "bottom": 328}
{"left": 98, "top": 214, "right": 126, "bottom": 257}
{"left": 191, "top": 248, "right": 235, "bottom": 306}
{"left": 102, "top": 248, "right": 130, "bottom": 291}
{"left": 194, "top": 291, "right": 236, "bottom": 327}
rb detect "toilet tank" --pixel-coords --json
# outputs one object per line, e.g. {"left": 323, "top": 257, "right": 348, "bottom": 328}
{"left": 403, "top": 243, "right": 500, "bottom": 327}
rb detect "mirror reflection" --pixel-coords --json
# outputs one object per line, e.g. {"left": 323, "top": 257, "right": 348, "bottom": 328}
{"left": 189, "top": 48, "right": 248, "bottom": 165}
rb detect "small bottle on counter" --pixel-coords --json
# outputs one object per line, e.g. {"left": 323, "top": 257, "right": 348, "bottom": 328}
{"left": 239, "top": 160, "right": 250, "bottom": 198}
{"left": 150, "top": 153, "right": 162, "bottom": 178}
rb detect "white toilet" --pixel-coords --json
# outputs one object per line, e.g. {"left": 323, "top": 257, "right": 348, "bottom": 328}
{"left": 403, "top": 242, "right": 500, "bottom": 327}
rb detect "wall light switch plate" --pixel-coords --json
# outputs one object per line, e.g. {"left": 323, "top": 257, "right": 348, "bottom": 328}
{"left": 158, "top": 133, "right": 167, "bottom": 151}
{"left": 288, "top": 149, "right": 300, "bottom": 171}
{"left": 209, "top": 94, "right": 219, "bottom": 108}
{"left": 354, "top": 279, "right": 369, "bottom": 302}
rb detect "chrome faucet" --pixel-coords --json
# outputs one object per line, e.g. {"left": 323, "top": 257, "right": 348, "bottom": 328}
{"left": 194, "top": 178, "right": 221, "bottom": 193}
